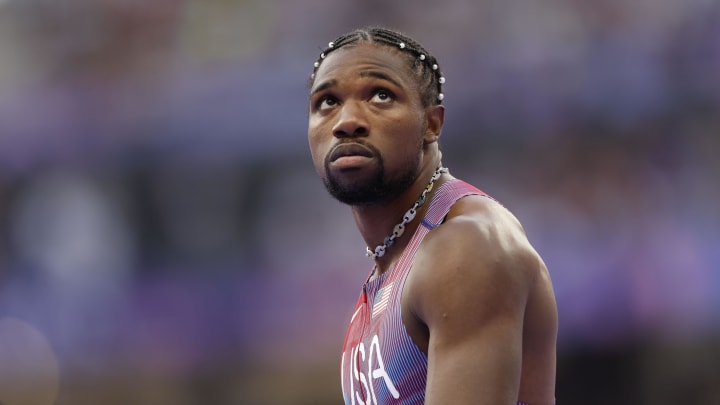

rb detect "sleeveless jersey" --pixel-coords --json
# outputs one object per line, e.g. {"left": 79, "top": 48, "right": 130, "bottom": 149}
{"left": 340, "top": 178, "right": 484, "bottom": 405}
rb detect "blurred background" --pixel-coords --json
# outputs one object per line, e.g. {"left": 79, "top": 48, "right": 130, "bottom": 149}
{"left": 0, "top": 0, "right": 719, "bottom": 404}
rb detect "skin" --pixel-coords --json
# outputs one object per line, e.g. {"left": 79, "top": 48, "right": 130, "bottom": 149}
{"left": 308, "top": 42, "right": 558, "bottom": 405}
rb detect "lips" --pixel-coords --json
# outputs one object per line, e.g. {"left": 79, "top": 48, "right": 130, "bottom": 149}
{"left": 329, "top": 143, "right": 374, "bottom": 162}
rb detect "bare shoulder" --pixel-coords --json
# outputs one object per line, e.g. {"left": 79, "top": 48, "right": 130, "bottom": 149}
{"left": 411, "top": 193, "right": 545, "bottom": 301}
{"left": 402, "top": 192, "right": 557, "bottom": 403}
{"left": 404, "top": 192, "right": 556, "bottom": 335}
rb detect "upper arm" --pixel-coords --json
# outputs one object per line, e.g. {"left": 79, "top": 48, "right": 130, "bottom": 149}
{"left": 406, "top": 198, "right": 540, "bottom": 404}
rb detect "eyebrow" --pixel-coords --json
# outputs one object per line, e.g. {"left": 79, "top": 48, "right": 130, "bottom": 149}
{"left": 310, "top": 79, "right": 337, "bottom": 98}
{"left": 359, "top": 70, "right": 404, "bottom": 89}
{"left": 309, "top": 70, "right": 404, "bottom": 98}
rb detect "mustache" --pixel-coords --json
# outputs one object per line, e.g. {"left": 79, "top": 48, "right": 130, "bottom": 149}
{"left": 324, "top": 139, "right": 381, "bottom": 166}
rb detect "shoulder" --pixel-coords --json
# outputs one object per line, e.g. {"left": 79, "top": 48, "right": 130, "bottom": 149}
{"left": 423, "top": 192, "right": 541, "bottom": 282}
{"left": 406, "top": 192, "right": 544, "bottom": 323}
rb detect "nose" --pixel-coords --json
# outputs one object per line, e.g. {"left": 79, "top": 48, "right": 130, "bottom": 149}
{"left": 332, "top": 101, "right": 368, "bottom": 138}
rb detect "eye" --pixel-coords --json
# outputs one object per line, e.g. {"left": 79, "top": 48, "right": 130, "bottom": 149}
{"left": 316, "top": 95, "right": 339, "bottom": 111}
{"left": 370, "top": 89, "right": 395, "bottom": 103}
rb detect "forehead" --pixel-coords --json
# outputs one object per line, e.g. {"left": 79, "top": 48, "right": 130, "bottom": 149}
{"left": 312, "top": 43, "right": 416, "bottom": 90}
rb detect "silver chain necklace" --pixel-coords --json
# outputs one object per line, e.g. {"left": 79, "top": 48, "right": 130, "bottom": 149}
{"left": 366, "top": 166, "right": 447, "bottom": 259}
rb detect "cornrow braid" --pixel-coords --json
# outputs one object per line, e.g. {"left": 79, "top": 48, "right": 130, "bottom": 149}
{"left": 309, "top": 27, "right": 445, "bottom": 107}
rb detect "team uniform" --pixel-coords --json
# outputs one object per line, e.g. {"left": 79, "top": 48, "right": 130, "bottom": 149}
{"left": 340, "top": 179, "right": 483, "bottom": 405}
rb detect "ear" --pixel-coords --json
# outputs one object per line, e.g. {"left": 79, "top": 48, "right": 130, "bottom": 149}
{"left": 423, "top": 104, "right": 444, "bottom": 145}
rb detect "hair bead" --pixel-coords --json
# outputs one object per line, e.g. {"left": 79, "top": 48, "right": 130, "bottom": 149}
{"left": 399, "top": 42, "right": 406, "bottom": 49}
{"left": 439, "top": 77, "right": 445, "bottom": 84}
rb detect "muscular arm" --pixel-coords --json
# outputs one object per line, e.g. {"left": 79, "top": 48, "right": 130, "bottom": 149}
{"left": 404, "top": 196, "right": 556, "bottom": 405}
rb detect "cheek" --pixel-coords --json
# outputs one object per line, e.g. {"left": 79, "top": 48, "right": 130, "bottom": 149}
{"left": 387, "top": 121, "right": 424, "bottom": 152}
{"left": 307, "top": 128, "right": 328, "bottom": 170}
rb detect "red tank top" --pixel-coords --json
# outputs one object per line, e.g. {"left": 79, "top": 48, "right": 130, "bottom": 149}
{"left": 340, "top": 179, "right": 484, "bottom": 405}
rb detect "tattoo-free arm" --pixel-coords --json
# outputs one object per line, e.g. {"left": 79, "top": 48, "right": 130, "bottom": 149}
{"left": 408, "top": 202, "right": 538, "bottom": 404}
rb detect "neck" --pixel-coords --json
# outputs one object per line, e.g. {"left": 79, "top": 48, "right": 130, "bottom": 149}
{"left": 352, "top": 165, "right": 448, "bottom": 271}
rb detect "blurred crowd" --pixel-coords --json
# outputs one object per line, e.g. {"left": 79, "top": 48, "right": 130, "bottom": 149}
{"left": 0, "top": 0, "right": 719, "bottom": 404}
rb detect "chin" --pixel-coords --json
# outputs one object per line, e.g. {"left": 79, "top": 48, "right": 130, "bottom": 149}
{"left": 325, "top": 167, "right": 416, "bottom": 207}
{"left": 325, "top": 176, "right": 385, "bottom": 205}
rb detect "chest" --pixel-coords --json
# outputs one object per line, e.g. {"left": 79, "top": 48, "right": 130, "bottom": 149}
{"left": 341, "top": 275, "right": 428, "bottom": 405}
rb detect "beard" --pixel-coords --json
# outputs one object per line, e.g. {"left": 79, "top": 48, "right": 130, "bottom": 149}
{"left": 322, "top": 141, "right": 420, "bottom": 206}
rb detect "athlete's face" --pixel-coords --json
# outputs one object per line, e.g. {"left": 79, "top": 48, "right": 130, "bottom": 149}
{"left": 308, "top": 44, "right": 433, "bottom": 206}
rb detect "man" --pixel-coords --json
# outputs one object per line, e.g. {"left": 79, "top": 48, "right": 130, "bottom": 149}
{"left": 307, "top": 27, "right": 558, "bottom": 405}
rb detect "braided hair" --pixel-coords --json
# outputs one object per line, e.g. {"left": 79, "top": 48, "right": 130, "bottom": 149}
{"left": 309, "top": 27, "right": 445, "bottom": 107}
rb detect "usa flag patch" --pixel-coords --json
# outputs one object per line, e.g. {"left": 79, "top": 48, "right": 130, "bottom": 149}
{"left": 372, "top": 282, "right": 394, "bottom": 318}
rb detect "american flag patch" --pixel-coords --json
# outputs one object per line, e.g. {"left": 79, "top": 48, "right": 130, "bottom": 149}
{"left": 372, "top": 282, "right": 394, "bottom": 318}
